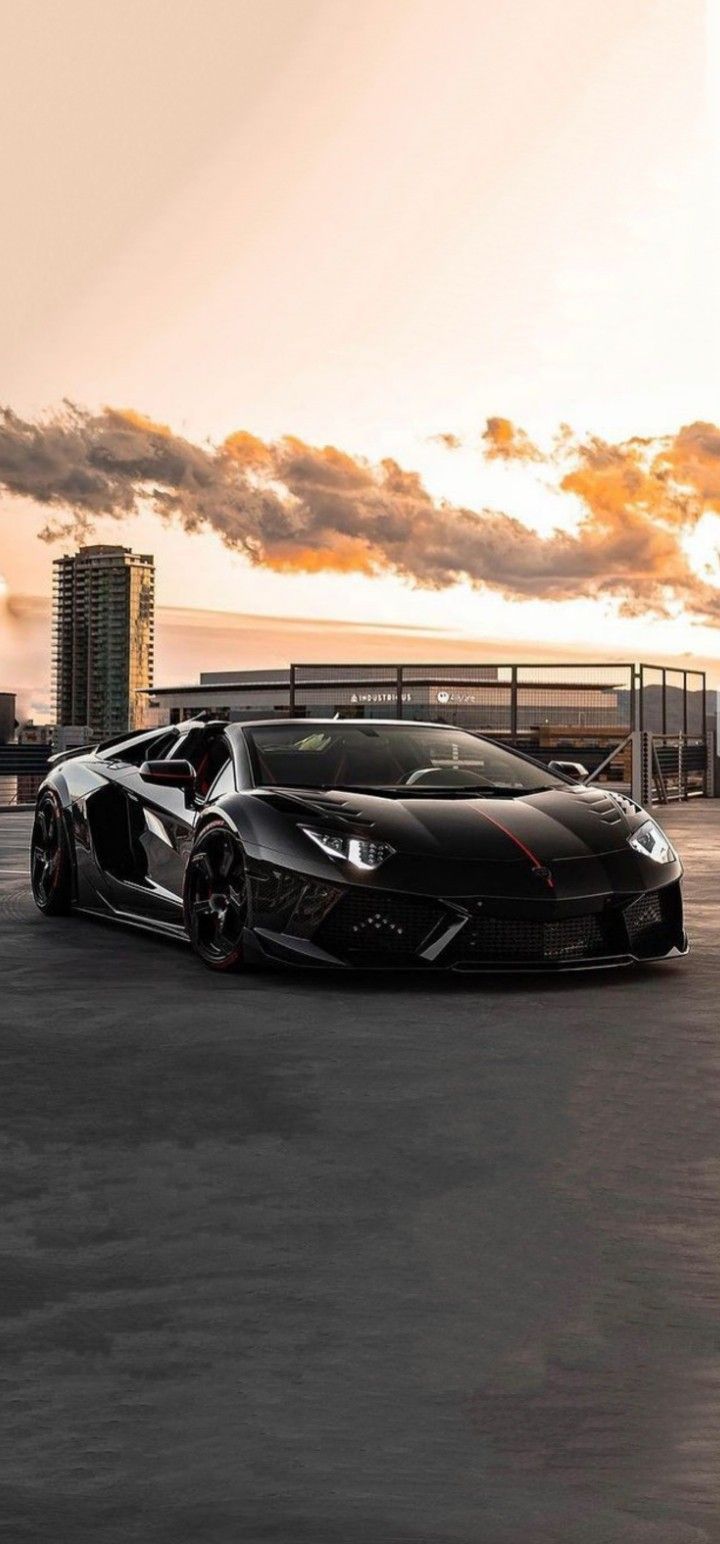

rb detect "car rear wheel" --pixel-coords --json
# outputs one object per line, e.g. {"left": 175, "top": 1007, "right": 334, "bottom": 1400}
{"left": 184, "top": 821, "right": 248, "bottom": 971}
{"left": 30, "top": 791, "right": 72, "bottom": 915}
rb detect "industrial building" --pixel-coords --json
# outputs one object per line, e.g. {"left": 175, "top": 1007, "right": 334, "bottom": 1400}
{"left": 144, "top": 662, "right": 625, "bottom": 735}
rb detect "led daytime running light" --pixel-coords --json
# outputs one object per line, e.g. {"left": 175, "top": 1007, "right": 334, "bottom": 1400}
{"left": 301, "top": 827, "right": 395, "bottom": 870}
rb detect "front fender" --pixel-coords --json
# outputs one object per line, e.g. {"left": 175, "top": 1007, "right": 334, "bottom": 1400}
{"left": 31, "top": 769, "right": 82, "bottom": 902}
{"left": 196, "top": 791, "right": 296, "bottom": 854}
{"left": 198, "top": 792, "right": 342, "bottom": 881}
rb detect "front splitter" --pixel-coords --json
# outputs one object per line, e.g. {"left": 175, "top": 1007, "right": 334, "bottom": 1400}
{"left": 244, "top": 926, "right": 689, "bottom": 974}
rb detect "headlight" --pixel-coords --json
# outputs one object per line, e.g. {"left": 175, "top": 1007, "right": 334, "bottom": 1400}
{"left": 300, "top": 827, "right": 395, "bottom": 870}
{"left": 628, "top": 818, "right": 675, "bottom": 865}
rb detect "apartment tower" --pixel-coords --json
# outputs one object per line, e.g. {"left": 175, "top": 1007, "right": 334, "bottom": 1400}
{"left": 52, "top": 545, "right": 155, "bottom": 738}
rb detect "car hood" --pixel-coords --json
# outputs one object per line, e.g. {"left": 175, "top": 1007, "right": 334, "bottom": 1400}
{"left": 265, "top": 783, "right": 640, "bottom": 864}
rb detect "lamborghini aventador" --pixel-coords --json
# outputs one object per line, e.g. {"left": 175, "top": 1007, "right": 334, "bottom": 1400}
{"left": 30, "top": 717, "right": 687, "bottom": 972}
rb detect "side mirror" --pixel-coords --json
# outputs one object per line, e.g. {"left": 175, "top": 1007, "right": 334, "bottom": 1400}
{"left": 139, "top": 758, "right": 196, "bottom": 796}
{"left": 548, "top": 759, "right": 589, "bottom": 783}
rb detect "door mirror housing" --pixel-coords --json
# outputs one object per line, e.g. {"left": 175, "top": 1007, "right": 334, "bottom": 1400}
{"left": 139, "top": 758, "right": 196, "bottom": 797}
{"left": 548, "top": 759, "right": 589, "bottom": 783}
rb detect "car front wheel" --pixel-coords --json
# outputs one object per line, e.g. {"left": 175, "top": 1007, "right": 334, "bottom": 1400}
{"left": 183, "top": 821, "right": 249, "bottom": 971}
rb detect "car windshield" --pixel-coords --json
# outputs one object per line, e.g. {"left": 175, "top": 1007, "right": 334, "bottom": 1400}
{"left": 244, "top": 723, "right": 563, "bottom": 794}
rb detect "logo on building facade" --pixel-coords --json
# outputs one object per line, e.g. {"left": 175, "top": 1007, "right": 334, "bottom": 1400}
{"left": 433, "top": 688, "right": 484, "bottom": 706}
{"left": 349, "top": 691, "right": 413, "bottom": 705}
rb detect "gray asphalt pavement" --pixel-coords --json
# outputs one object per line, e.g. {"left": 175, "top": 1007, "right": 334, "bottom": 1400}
{"left": 1, "top": 804, "right": 718, "bottom": 1543}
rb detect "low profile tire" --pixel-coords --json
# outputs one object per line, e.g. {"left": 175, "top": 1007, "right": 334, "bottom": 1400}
{"left": 30, "top": 790, "right": 72, "bottom": 916}
{"left": 184, "top": 820, "right": 249, "bottom": 972}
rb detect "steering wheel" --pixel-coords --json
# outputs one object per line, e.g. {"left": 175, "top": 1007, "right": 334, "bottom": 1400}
{"left": 401, "top": 765, "right": 482, "bottom": 787}
{"left": 401, "top": 766, "right": 436, "bottom": 785}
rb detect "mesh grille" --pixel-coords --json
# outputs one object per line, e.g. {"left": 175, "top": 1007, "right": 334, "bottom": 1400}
{"left": 290, "top": 880, "right": 342, "bottom": 937}
{"left": 623, "top": 889, "right": 676, "bottom": 958}
{"left": 248, "top": 862, "right": 305, "bottom": 930}
{"left": 248, "top": 860, "right": 340, "bottom": 937}
{"left": 459, "top": 911, "right": 607, "bottom": 964}
{"left": 624, "top": 891, "right": 663, "bottom": 938}
{"left": 315, "top": 889, "right": 446, "bottom": 959}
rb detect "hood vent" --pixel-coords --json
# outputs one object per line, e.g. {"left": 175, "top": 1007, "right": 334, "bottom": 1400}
{"left": 256, "top": 788, "right": 375, "bottom": 830}
{"left": 569, "top": 787, "right": 624, "bottom": 826}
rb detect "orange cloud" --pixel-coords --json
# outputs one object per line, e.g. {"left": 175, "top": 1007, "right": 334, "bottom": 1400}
{"left": 221, "top": 430, "right": 273, "bottom": 471}
{"left": 560, "top": 440, "right": 693, "bottom": 530}
{"left": 428, "top": 432, "right": 462, "bottom": 451}
{"left": 105, "top": 406, "right": 173, "bottom": 438}
{"left": 264, "top": 536, "right": 377, "bottom": 576}
{"left": 482, "top": 416, "right": 543, "bottom": 462}
{"left": 655, "top": 421, "right": 720, "bottom": 515}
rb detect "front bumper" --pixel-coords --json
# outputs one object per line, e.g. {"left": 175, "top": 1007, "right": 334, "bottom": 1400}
{"left": 243, "top": 859, "right": 687, "bottom": 972}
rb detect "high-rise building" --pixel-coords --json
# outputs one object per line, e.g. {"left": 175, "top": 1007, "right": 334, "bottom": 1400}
{"left": 52, "top": 545, "right": 155, "bottom": 738}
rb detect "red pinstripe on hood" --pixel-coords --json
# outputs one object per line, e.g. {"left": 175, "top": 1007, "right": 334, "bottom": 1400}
{"left": 471, "top": 804, "right": 555, "bottom": 889}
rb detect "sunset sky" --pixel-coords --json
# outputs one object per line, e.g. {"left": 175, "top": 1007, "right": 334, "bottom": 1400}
{"left": 2, "top": 0, "right": 720, "bottom": 707}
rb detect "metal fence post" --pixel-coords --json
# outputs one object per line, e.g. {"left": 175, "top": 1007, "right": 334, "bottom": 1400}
{"left": 510, "top": 665, "right": 518, "bottom": 743}
{"left": 631, "top": 731, "right": 641, "bottom": 803}
{"left": 631, "top": 665, "right": 641, "bottom": 731}
{"left": 289, "top": 663, "right": 296, "bottom": 716}
{"left": 631, "top": 731, "right": 652, "bottom": 806}
{"left": 706, "top": 731, "right": 716, "bottom": 797}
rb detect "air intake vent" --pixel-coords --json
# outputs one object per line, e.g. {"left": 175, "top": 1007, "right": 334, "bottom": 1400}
{"left": 247, "top": 860, "right": 340, "bottom": 937}
{"left": 623, "top": 887, "right": 679, "bottom": 958}
{"left": 315, "top": 890, "right": 447, "bottom": 959}
{"left": 458, "top": 911, "right": 608, "bottom": 965}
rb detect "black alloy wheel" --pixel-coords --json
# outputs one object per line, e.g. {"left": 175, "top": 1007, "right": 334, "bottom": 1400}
{"left": 184, "top": 821, "right": 249, "bottom": 971}
{"left": 30, "top": 792, "right": 72, "bottom": 915}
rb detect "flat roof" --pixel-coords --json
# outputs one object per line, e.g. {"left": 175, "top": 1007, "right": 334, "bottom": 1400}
{"left": 144, "top": 677, "right": 623, "bottom": 696}
{"left": 144, "top": 680, "right": 292, "bottom": 695}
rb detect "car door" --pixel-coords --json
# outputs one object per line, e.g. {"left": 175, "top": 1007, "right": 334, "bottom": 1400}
{"left": 114, "top": 767, "right": 195, "bottom": 925}
{"left": 73, "top": 729, "right": 185, "bottom": 926}
{"left": 66, "top": 728, "right": 181, "bottom": 921}
{"left": 110, "top": 729, "right": 236, "bottom": 926}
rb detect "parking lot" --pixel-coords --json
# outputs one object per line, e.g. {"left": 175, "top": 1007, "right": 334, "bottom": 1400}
{"left": 1, "top": 803, "right": 718, "bottom": 1543}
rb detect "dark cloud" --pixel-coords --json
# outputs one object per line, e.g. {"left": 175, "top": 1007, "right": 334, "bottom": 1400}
{"left": 1, "top": 403, "right": 719, "bottom": 621}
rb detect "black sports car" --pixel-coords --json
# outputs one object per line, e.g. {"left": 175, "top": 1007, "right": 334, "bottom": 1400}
{"left": 30, "top": 716, "right": 687, "bottom": 973}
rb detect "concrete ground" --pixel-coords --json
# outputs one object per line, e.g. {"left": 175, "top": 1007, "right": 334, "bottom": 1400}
{"left": 0, "top": 803, "right": 718, "bottom": 1544}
